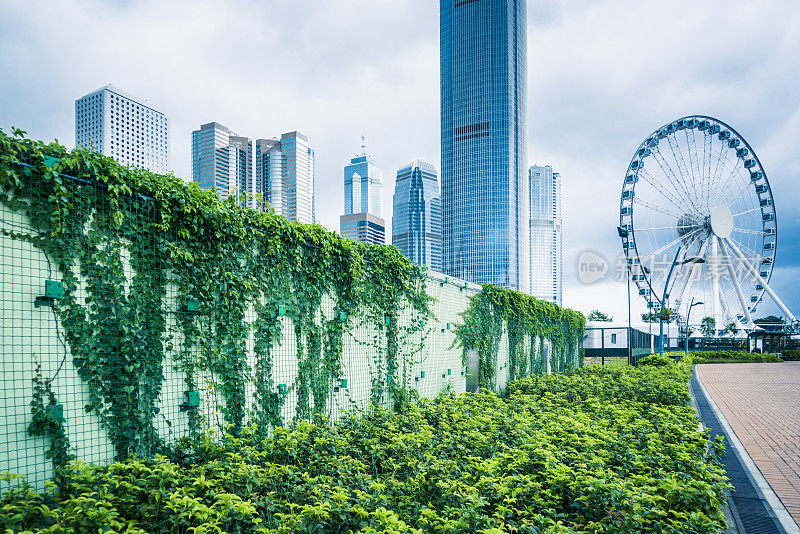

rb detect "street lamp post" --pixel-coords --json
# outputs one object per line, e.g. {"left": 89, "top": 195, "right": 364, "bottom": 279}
{"left": 685, "top": 298, "right": 704, "bottom": 357}
{"left": 659, "top": 246, "right": 706, "bottom": 359}
{"left": 618, "top": 226, "right": 632, "bottom": 364}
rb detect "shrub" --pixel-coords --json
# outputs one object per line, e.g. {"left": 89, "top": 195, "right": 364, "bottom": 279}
{"left": 637, "top": 354, "right": 675, "bottom": 367}
{"left": 1, "top": 361, "right": 729, "bottom": 533}
{"left": 781, "top": 350, "right": 800, "bottom": 361}
{"left": 666, "top": 350, "right": 782, "bottom": 363}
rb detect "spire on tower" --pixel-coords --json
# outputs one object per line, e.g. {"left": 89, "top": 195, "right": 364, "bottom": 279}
{"left": 361, "top": 124, "right": 367, "bottom": 156}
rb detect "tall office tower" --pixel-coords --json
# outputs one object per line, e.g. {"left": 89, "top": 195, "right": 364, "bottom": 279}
{"left": 343, "top": 139, "right": 383, "bottom": 217}
{"left": 191, "top": 122, "right": 252, "bottom": 207}
{"left": 529, "top": 165, "right": 562, "bottom": 306}
{"left": 254, "top": 132, "right": 315, "bottom": 223}
{"left": 340, "top": 140, "right": 385, "bottom": 244}
{"left": 440, "top": 0, "right": 529, "bottom": 293}
{"left": 75, "top": 85, "right": 169, "bottom": 174}
{"left": 254, "top": 138, "right": 282, "bottom": 214}
{"left": 392, "top": 160, "right": 442, "bottom": 270}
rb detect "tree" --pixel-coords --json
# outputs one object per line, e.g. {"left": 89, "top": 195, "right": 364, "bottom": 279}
{"left": 700, "top": 316, "right": 716, "bottom": 337}
{"left": 641, "top": 313, "right": 659, "bottom": 323}
{"left": 587, "top": 310, "right": 613, "bottom": 322}
{"left": 724, "top": 322, "right": 740, "bottom": 337}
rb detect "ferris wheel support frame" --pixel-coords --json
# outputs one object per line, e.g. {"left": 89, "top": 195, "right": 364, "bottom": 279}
{"left": 718, "top": 238, "right": 754, "bottom": 327}
{"left": 725, "top": 237, "right": 796, "bottom": 323}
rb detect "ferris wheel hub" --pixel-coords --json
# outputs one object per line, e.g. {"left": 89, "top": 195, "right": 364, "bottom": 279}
{"left": 709, "top": 205, "right": 734, "bottom": 238}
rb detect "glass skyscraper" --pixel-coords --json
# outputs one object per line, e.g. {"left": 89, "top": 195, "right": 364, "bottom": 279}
{"left": 529, "top": 165, "right": 562, "bottom": 306}
{"left": 440, "top": 0, "right": 529, "bottom": 293}
{"left": 343, "top": 149, "right": 383, "bottom": 217}
{"left": 392, "top": 160, "right": 442, "bottom": 271}
{"left": 254, "top": 132, "right": 316, "bottom": 224}
{"left": 340, "top": 142, "right": 385, "bottom": 244}
{"left": 191, "top": 122, "right": 252, "bottom": 208}
{"left": 75, "top": 85, "right": 169, "bottom": 174}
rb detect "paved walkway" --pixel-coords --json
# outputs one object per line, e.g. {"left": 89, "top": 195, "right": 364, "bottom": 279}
{"left": 697, "top": 362, "right": 800, "bottom": 526}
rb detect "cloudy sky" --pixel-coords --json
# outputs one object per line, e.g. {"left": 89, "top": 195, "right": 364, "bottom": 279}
{"left": 2, "top": 0, "right": 799, "bottom": 323}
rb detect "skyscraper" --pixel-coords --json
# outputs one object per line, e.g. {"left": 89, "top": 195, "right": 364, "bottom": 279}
{"left": 392, "top": 160, "right": 442, "bottom": 270}
{"left": 75, "top": 85, "right": 169, "bottom": 174}
{"left": 344, "top": 138, "right": 383, "bottom": 217}
{"left": 440, "top": 0, "right": 529, "bottom": 293}
{"left": 340, "top": 140, "right": 385, "bottom": 244}
{"left": 191, "top": 122, "right": 252, "bottom": 208}
{"left": 254, "top": 132, "right": 315, "bottom": 224}
{"left": 529, "top": 165, "right": 562, "bottom": 306}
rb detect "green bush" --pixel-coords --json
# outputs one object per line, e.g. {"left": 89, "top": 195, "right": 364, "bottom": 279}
{"left": 780, "top": 350, "right": 800, "bottom": 361}
{"left": 1, "top": 361, "right": 729, "bottom": 533}
{"left": 666, "top": 350, "right": 782, "bottom": 363}
{"left": 637, "top": 354, "right": 676, "bottom": 367}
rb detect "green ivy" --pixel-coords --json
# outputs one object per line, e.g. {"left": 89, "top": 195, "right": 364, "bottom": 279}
{"left": 454, "top": 284, "right": 585, "bottom": 391}
{"left": 0, "top": 127, "right": 432, "bottom": 457}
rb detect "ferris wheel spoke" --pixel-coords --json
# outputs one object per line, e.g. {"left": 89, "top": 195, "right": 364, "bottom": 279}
{"left": 651, "top": 146, "right": 699, "bottom": 213}
{"left": 725, "top": 178, "right": 755, "bottom": 209}
{"left": 732, "top": 207, "right": 761, "bottom": 218}
{"left": 638, "top": 168, "right": 692, "bottom": 214}
{"left": 702, "top": 130, "right": 713, "bottom": 209}
{"left": 636, "top": 225, "right": 683, "bottom": 232}
{"left": 732, "top": 228, "right": 766, "bottom": 239}
{"left": 638, "top": 227, "right": 703, "bottom": 263}
{"left": 727, "top": 234, "right": 761, "bottom": 260}
{"left": 707, "top": 140, "right": 732, "bottom": 204}
{"left": 633, "top": 197, "right": 684, "bottom": 219}
{"left": 685, "top": 128, "right": 702, "bottom": 193}
{"left": 665, "top": 134, "right": 703, "bottom": 213}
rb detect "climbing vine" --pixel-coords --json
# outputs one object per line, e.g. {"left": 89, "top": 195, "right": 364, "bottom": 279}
{"left": 454, "top": 284, "right": 585, "bottom": 391}
{"left": 0, "top": 128, "right": 432, "bottom": 457}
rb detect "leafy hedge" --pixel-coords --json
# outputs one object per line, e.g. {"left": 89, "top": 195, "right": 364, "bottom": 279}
{"left": 1, "top": 361, "right": 729, "bottom": 533}
{"left": 666, "top": 350, "right": 782, "bottom": 364}
{"left": 780, "top": 350, "right": 800, "bottom": 361}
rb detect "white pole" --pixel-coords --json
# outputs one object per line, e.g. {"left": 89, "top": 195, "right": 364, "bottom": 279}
{"left": 677, "top": 240, "right": 709, "bottom": 318}
{"left": 724, "top": 237, "right": 796, "bottom": 323}
{"left": 718, "top": 237, "right": 754, "bottom": 327}
{"left": 710, "top": 238, "right": 721, "bottom": 335}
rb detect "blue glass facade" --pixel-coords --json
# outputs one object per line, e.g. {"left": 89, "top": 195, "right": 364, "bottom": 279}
{"left": 392, "top": 160, "right": 442, "bottom": 271}
{"left": 440, "top": 0, "right": 529, "bottom": 292}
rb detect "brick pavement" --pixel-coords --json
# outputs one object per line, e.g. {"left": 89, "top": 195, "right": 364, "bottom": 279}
{"left": 697, "top": 362, "right": 800, "bottom": 526}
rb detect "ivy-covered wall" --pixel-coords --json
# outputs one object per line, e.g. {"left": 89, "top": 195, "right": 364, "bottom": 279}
{"left": 0, "top": 129, "right": 584, "bottom": 488}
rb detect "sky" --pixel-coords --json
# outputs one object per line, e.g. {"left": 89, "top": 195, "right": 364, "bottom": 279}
{"left": 1, "top": 0, "right": 800, "bottom": 324}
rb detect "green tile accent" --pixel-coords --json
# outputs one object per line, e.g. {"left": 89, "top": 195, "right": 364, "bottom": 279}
{"left": 187, "top": 298, "right": 199, "bottom": 312}
{"left": 45, "top": 280, "right": 63, "bottom": 299}
{"left": 278, "top": 303, "right": 286, "bottom": 316}
{"left": 185, "top": 391, "right": 200, "bottom": 406}
{"left": 340, "top": 378, "right": 347, "bottom": 388}
{"left": 278, "top": 384, "right": 287, "bottom": 395}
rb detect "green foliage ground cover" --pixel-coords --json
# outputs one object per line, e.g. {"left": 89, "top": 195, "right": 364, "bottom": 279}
{"left": 1, "top": 360, "right": 729, "bottom": 534}
{"left": 779, "top": 350, "right": 800, "bottom": 361}
{"left": 665, "top": 350, "right": 782, "bottom": 364}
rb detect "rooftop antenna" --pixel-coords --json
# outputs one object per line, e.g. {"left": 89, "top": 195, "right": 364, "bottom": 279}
{"left": 361, "top": 123, "right": 367, "bottom": 156}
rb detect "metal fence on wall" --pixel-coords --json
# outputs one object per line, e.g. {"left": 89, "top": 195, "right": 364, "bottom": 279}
{"left": 0, "top": 167, "right": 583, "bottom": 488}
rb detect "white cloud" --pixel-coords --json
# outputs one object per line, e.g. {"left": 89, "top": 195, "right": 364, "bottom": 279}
{"left": 1, "top": 0, "right": 799, "bottom": 317}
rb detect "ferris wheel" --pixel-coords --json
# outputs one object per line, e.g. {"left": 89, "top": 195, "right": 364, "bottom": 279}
{"left": 619, "top": 115, "right": 795, "bottom": 334}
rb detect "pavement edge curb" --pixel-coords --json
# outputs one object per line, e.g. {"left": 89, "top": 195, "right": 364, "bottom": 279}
{"left": 695, "top": 366, "right": 800, "bottom": 534}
